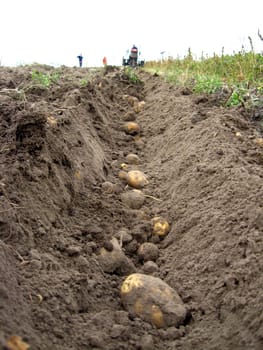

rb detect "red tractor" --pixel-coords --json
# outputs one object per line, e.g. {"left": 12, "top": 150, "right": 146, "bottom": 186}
{"left": 122, "top": 45, "right": 145, "bottom": 67}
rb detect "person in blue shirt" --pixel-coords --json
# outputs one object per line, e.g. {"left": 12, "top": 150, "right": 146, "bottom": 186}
{"left": 77, "top": 54, "right": 83, "bottom": 67}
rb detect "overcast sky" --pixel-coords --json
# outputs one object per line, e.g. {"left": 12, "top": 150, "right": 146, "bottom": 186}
{"left": 1, "top": 0, "right": 263, "bottom": 67}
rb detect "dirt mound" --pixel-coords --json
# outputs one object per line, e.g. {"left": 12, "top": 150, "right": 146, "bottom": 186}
{"left": 0, "top": 65, "right": 262, "bottom": 350}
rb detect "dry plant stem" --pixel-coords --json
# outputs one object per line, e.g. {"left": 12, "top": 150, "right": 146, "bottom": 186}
{"left": 0, "top": 206, "right": 24, "bottom": 213}
{"left": 23, "top": 84, "right": 46, "bottom": 92}
{"left": 0, "top": 88, "right": 21, "bottom": 94}
{"left": 144, "top": 194, "right": 162, "bottom": 201}
{"left": 9, "top": 246, "right": 28, "bottom": 265}
{"left": 119, "top": 234, "right": 123, "bottom": 248}
{"left": 53, "top": 106, "right": 78, "bottom": 113}
{"left": 90, "top": 256, "right": 107, "bottom": 276}
{"left": 0, "top": 145, "right": 10, "bottom": 153}
{"left": 0, "top": 87, "right": 26, "bottom": 99}
{"left": 1, "top": 226, "right": 12, "bottom": 242}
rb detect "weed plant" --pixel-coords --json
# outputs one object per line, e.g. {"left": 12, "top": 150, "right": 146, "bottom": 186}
{"left": 123, "top": 67, "right": 141, "bottom": 84}
{"left": 31, "top": 70, "right": 60, "bottom": 87}
{"left": 144, "top": 46, "right": 263, "bottom": 112}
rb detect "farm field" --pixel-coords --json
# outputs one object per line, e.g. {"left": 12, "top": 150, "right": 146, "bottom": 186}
{"left": 0, "top": 65, "right": 262, "bottom": 350}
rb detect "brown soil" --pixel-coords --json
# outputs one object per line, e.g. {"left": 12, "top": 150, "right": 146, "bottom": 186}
{"left": 0, "top": 65, "right": 262, "bottom": 350}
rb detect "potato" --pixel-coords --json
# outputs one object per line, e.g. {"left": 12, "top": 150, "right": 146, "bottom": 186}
{"left": 125, "top": 153, "right": 141, "bottom": 165}
{"left": 98, "top": 238, "right": 136, "bottom": 275}
{"left": 123, "top": 122, "right": 140, "bottom": 136}
{"left": 120, "top": 163, "right": 129, "bottom": 170}
{"left": 152, "top": 216, "right": 170, "bottom": 237}
{"left": 115, "top": 228, "right": 133, "bottom": 244}
{"left": 126, "top": 170, "right": 148, "bottom": 189}
{"left": 121, "top": 273, "right": 187, "bottom": 328}
{"left": 6, "top": 335, "right": 30, "bottom": 350}
{"left": 101, "top": 181, "right": 115, "bottom": 194}
{"left": 137, "top": 242, "right": 159, "bottom": 262}
{"left": 120, "top": 189, "right": 145, "bottom": 209}
{"left": 127, "top": 95, "right": 139, "bottom": 106}
{"left": 122, "top": 111, "right": 136, "bottom": 122}
{"left": 47, "top": 115, "right": 57, "bottom": 127}
{"left": 141, "top": 261, "right": 159, "bottom": 274}
{"left": 133, "top": 100, "right": 146, "bottom": 113}
{"left": 123, "top": 209, "right": 150, "bottom": 221}
{"left": 134, "top": 137, "right": 145, "bottom": 150}
{"left": 121, "top": 94, "right": 139, "bottom": 106}
{"left": 118, "top": 170, "right": 128, "bottom": 181}
{"left": 254, "top": 137, "right": 263, "bottom": 147}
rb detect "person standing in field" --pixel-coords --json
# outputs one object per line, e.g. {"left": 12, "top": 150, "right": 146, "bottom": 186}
{"left": 103, "top": 56, "right": 107, "bottom": 66}
{"left": 77, "top": 54, "right": 83, "bottom": 67}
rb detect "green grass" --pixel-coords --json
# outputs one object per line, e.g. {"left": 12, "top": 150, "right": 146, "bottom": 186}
{"left": 123, "top": 67, "right": 141, "bottom": 84}
{"left": 144, "top": 47, "right": 263, "bottom": 110}
{"left": 31, "top": 69, "right": 60, "bottom": 87}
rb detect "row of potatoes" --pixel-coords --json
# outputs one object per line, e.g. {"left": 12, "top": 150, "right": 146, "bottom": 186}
{"left": 99, "top": 94, "right": 188, "bottom": 329}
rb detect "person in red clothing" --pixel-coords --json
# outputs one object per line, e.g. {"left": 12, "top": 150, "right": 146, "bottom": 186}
{"left": 102, "top": 56, "right": 107, "bottom": 66}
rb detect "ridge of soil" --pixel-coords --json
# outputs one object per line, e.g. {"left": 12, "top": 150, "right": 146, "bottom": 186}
{"left": 0, "top": 65, "right": 262, "bottom": 350}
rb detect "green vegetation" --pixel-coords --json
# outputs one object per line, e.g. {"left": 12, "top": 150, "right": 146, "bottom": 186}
{"left": 144, "top": 47, "right": 263, "bottom": 110}
{"left": 193, "top": 75, "right": 223, "bottom": 94}
{"left": 31, "top": 69, "right": 60, "bottom": 87}
{"left": 80, "top": 78, "right": 89, "bottom": 87}
{"left": 123, "top": 67, "right": 141, "bottom": 84}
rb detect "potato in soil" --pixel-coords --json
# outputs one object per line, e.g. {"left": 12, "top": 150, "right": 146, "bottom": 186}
{"left": 123, "top": 122, "right": 140, "bottom": 135}
{"left": 125, "top": 153, "right": 141, "bottom": 165}
{"left": 152, "top": 216, "right": 170, "bottom": 237}
{"left": 120, "top": 189, "right": 145, "bottom": 209}
{"left": 126, "top": 95, "right": 139, "bottom": 106}
{"left": 101, "top": 181, "right": 115, "bottom": 194}
{"left": 98, "top": 238, "right": 136, "bottom": 275}
{"left": 133, "top": 100, "right": 146, "bottom": 113}
{"left": 121, "top": 273, "right": 187, "bottom": 328}
{"left": 126, "top": 170, "right": 148, "bottom": 189}
{"left": 122, "top": 111, "right": 136, "bottom": 122}
{"left": 137, "top": 242, "right": 159, "bottom": 262}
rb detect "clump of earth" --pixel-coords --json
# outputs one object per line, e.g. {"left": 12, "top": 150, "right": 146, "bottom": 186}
{"left": 0, "top": 64, "right": 262, "bottom": 350}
